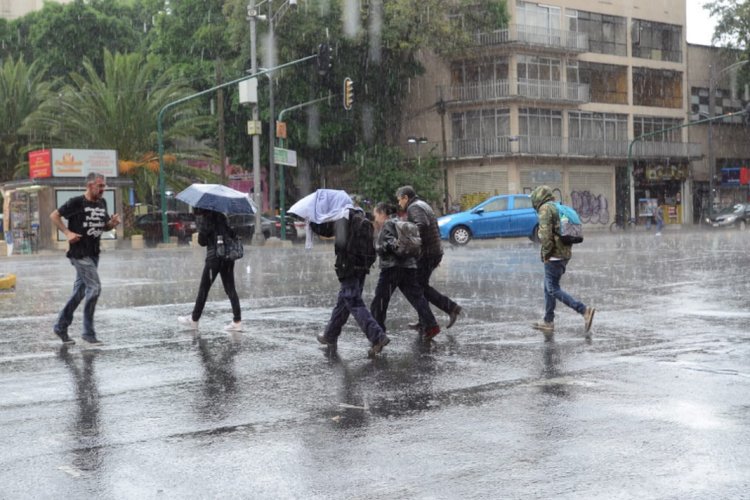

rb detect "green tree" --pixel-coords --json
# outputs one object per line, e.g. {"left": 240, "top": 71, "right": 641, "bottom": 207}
{"left": 21, "top": 50, "right": 216, "bottom": 205}
{"left": 705, "top": 0, "right": 750, "bottom": 49}
{"left": 351, "top": 144, "right": 443, "bottom": 205}
{"left": 0, "top": 57, "right": 48, "bottom": 182}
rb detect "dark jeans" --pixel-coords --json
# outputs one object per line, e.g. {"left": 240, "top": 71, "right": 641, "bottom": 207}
{"left": 55, "top": 256, "right": 101, "bottom": 338}
{"left": 192, "top": 258, "right": 241, "bottom": 322}
{"left": 324, "top": 273, "right": 385, "bottom": 344}
{"left": 417, "top": 255, "right": 458, "bottom": 315}
{"left": 543, "top": 260, "right": 586, "bottom": 323}
{"left": 371, "top": 267, "right": 437, "bottom": 332}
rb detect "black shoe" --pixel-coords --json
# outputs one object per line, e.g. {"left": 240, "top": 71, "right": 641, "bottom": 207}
{"left": 317, "top": 334, "right": 336, "bottom": 347}
{"left": 368, "top": 335, "right": 390, "bottom": 358}
{"left": 446, "top": 305, "right": 462, "bottom": 329}
{"left": 54, "top": 329, "right": 75, "bottom": 345}
{"left": 81, "top": 335, "right": 104, "bottom": 347}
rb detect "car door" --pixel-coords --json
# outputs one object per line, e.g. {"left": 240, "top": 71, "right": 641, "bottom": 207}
{"left": 472, "top": 196, "right": 510, "bottom": 237}
{"left": 508, "top": 195, "right": 538, "bottom": 236}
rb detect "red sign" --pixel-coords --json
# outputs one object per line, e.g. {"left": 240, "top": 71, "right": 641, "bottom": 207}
{"left": 740, "top": 167, "right": 750, "bottom": 186}
{"left": 29, "top": 149, "right": 52, "bottom": 179}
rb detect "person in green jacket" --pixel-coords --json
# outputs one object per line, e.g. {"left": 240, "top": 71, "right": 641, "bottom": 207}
{"left": 530, "top": 185, "right": 595, "bottom": 338}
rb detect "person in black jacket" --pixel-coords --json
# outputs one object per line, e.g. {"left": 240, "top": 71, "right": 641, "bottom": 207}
{"left": 178, "top": 208, "right": 242, "bottom": 331}
{"left": 370, "top": 202, "right": 440, "bottom": 338}
{"left": 314, "top": 207, "right": 390, "bottom": 358}
{"left": 396, "top": 186, "right": 462, "bottom": 338}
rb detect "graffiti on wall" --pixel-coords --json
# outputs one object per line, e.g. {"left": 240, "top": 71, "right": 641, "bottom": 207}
{"left": 571, "top": 191, "right": 610, "bottom": 225}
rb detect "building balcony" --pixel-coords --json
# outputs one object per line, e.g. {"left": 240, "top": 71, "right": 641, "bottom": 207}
{"left": 430, "top": 137, "right": 702, "bottom": 160}
{"left": 438, "top": 79, "right": 589, "bottom": 105}
{"left": 474, "top": 24, "right": 589, "bottom": 53}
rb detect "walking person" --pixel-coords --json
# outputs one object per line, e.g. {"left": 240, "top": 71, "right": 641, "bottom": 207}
{"left": 51, "top": 172, "right": 121, "bottom": 346}
{"left": 530, "top": 185, "right": 595, "bottom": 338}
{"left": 395, "top": 186, "right": 462, "bottom": 338}
{"left": 178, "top": 208, "right": 242, "bottom": 331}
{"left": 313, "top": 205, "right": 390, "bottom": 358}
{"left": 369, "top": 202, "right": 440, "bottom": 339}
{"left": 654, "top": 200, "right": 664, "bottom": 236}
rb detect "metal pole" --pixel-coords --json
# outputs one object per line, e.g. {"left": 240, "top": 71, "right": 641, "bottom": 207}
{"left": 249, "top": 0, "right": 262, "bottom": 241}
{"left": 708, "top": 64, "right": 715, "bottom": 217}
{"left": 268, "top": 1, "right": 276, "bottom": 215}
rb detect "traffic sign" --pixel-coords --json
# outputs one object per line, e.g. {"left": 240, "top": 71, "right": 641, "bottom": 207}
{"left": 274, "top": 147, "right": 297, "bottom": 167}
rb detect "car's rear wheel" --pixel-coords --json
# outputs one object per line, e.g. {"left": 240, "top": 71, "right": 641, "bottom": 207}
{"left": 528, "top": 224, "right": 540, "bottom": 244}
{"left": 449, "top": 226, "right": 472, "bottom": 246}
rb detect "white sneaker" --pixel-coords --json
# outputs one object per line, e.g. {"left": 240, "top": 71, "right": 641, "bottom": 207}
{"left": 224, "top": 321, "right": 242, "bottom": 332}
{"left": 178, "top": 315, "right": 199, "bottom": 329}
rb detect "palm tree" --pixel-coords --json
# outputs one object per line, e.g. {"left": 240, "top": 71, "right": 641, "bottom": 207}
{"left": 21, "top": 49, "right": 217, "bottom": 205}
{"left": 0, "top": 57, "right": 48, "bottom": 182}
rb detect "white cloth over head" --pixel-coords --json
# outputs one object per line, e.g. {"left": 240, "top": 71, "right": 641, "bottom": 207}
{"left": 288, "top": 189, "right": 355, "bottom": 248}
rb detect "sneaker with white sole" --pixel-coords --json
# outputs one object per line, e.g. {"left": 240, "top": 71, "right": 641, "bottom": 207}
{"left": 178, "top": 315, "right": 199, "bottom": 329}
{"left": 584, "top": 307, "right": 596, "bottom": 334}
{"left": 531, "top": 321, "right": 554, "bottom": 336}
{"left": 224, "top": 321, "right": 242, "bottom": 332}
{"left": 81, "top": 335, "right": 104, "bottom": 348}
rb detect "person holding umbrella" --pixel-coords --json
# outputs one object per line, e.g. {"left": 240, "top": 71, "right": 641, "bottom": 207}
{"left": 176, "top": 184, "right": 253, "bottom": 332}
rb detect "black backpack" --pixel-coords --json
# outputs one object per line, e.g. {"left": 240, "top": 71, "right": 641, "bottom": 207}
{"left": 346, "top": 210, "right": 376, "bottom": 270}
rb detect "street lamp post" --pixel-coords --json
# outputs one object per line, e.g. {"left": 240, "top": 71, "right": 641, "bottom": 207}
{"left": 248, "top": 0, "right": 262, "bottom": 241}
{"left": 407, "top": 136, "right": 428, "bottom": 165}
{"left": 707, "top": 60, "right": 749, "bottom": 217}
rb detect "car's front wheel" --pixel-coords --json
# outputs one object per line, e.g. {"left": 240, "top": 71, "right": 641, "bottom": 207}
{"left": 739, "top": 220, "right": 747, "bottom": 231}
{"left": 449, "top": 226, "right": 472, "bottom": 246}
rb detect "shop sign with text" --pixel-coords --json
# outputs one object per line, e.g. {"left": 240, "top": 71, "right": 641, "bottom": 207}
{"left": 52, "top": 149, "right": 118, "bottom": 178}
{"left": 28, "top": 149, "right": 52, "bottom": 179}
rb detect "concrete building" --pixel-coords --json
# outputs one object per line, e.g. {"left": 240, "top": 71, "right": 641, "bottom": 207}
{"left": 1, "top": 0, "right": 72, "bottom": 20}
{"left": 686, "top": 43, "right": 750, "bottom": 222}
{"left": 403, "top": 0, "right": 702, "bottom": 231}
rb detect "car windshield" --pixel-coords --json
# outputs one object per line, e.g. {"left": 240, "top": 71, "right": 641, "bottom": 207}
{"left": 717, "top": 204, "right": 744, "bottom": 215}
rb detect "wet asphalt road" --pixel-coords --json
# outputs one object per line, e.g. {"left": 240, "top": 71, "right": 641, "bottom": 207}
{"left": 1, "top": 229, "right": 749, "bottom": 499}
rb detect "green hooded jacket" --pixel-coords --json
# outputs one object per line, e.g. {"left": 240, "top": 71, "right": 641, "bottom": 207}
{"left": 530, "top": 185, "right": 572, "bottom": 262}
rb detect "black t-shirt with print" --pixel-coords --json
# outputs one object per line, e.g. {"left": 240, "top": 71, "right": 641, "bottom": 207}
{"left": 58, "top": 195, "right": 111, "bottom": 259}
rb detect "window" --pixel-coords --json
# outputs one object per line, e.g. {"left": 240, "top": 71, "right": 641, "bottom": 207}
{"left": 568, "top": 112, "right": 628, "bottom": 141}
{"left": 568, "top": 61, "right": 628, "bottom": 104}
{"left": 633, "top": 68, "right": 683, "bottom": 108}
{"left": 513, "top": 196, "right": 533, "bottom": 209}
{"left": 633, "top": 116, "right": 683, "bottom": 142}
{"left": 483, "top": 197, "right": 509, "bottom": 212}
{"left": 451, "top": 109, "right": 511, "bottom": 156}
{"left": 568, "top": 9, "right": 627, "bottom": 56}
{"left": 518, "top": 108, "right": 562, "bottom": 137}
{"left": 517, "top": 55, "right": 561, "bottom": 81}
{"left": 632, "top": 19, "right": 682, "bottom": 62}
{"left": 451, "top": 58, "right": 509, "bottom": 85}
{"left": 516, "top": 1, "right": 560, "bottom": 31}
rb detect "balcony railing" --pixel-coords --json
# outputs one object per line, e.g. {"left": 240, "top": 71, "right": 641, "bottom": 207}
{"left": 450, "top": 136, "right": 513, "bottom": 157}
{"left": 408, "top": 137, "right": 702, "bottom": 160}
{"left": 439, "top": 79, "right": 589, "bottom": 104}
{"left": 517, "top": 78, "right": 589, "bottom": 102}
{"left": 475, "top": 24, "right": 589, "bottom": 52}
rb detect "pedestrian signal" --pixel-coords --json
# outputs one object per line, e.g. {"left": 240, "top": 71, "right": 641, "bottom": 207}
{"left": 317, "top": 43, "right": 332, "bottom": 77}
{"left": 343, "top": 77, "right": 354, "bottom": 111}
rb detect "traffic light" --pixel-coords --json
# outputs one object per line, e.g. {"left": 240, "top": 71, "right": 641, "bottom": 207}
{"left": 317, "top": 43, "right": 332, "bottom": 77}
{"left": 343, "top": 77, "right": 354, "bottom": 111}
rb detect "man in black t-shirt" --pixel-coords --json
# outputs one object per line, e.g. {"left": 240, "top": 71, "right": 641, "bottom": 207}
{"left": 50, "top": 173, "right": 121, "bottom": 346}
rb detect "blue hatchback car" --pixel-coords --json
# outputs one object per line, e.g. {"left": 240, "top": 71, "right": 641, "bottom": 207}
{"left": 437, "top": 194, "right": 538, "bottom": 245}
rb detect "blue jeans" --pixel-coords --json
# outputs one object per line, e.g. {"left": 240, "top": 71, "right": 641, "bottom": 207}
{"left": 544, "top": 260, "right": 586, "bottom": 324}
{"left": 55, "top": 256, "right": 101, "bottom": 339}
{"left": 370, "top": 267, "right": 438, "bottom": 332}
{"left": 324, "top": 273, "right": 385, "bottom": 344}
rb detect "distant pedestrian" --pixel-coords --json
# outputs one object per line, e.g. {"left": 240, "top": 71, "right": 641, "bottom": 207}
{"left": 530, "top": 185, "right": 594, "bottom": 338}
{"left": 313, "top": 202, "right": 390, "bottom": 358}
{"left": 370, "top": 202, "right": 440, "bottom": 338}
{"left": 178, "top": 208, "right": 242, "bottom": 331}
{"left": 654, "top": 200, "right": 664, "bottom": 236}
{"left": 50, "top": 172, "right": 121, "bottom": 346}
{"left": 396, "top": 185, "right": 462, "bottom": 338}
